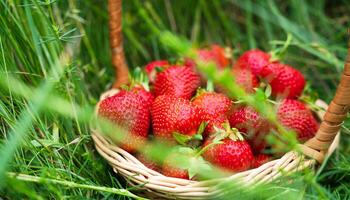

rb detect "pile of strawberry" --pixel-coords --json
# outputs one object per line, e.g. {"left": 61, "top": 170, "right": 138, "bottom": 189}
{"left": 98, "top": 45, "right": 319, "bottom": 180}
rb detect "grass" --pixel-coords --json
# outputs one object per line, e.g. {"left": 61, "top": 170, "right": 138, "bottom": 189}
{"left": 0, "top": 0, "right": 350, "bottom": 199}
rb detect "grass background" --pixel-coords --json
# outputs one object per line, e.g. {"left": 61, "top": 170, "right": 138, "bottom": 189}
{"left": 0, "top": 0, "right": 350, "bottom": 199}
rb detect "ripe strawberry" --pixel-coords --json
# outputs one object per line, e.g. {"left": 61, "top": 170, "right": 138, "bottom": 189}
{"left": 131, "top": 85, "right": 154, "bottom": 107}
{"left": 98, "top": 90, "right": 150, "bottom": 152}
{"left": 277, "top": 99, "right": 319, "bottom": 141}
{"left": 235, "top": 49, "right": 271, "bottom": 76}
{"left": 252, "top": 154, "right": 271, "bottom": 168}
{"left": 152, "top": 95, "right": 204, "bottom": 141}
{"left": 203, "top": 128, "right": 253, "bottom": 172}
{"left": 185, "top": 45, "right": 229, "bottom": 69}
{"left": 144, "top": 60, "right": 169, "bottom": 84}
{"left": 192, "top": 91, "right": 232, "bottom": 134}
{"left": 153, "top": 65, "right": 201, "bottom": 99}
{"left": 232, "top": 67, "right": 259, "bottom": 93}
{"left": 260, "top": 63, "right": 305, "bottom": 99}
{"left": 198, "top": 45, "right": 229, "bottom": 68}
{"left": 228, "top": 106, "right": 270, "bottom": 153}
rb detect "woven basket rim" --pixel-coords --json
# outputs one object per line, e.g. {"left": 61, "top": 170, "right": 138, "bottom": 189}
{"left": 91, "top": 89, "right": 340, "bottom": 199}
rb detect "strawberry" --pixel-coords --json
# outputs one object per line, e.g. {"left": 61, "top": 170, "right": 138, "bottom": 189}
{"left": 203, "top": 127, "right": 253, "bottom": 172}
{"left": 277, "top": 99, "right": 319, "bottom": 141}
{"left": 185, "top": 45, "right": 229, "bottom": 69}
{"left": 152, "top": 95, "right": 204, "bottom": 141}
{"left": 252, "top": 154, "right": 271, "bottom": 168}
{"left": 98, "top": 90, "right": 150, "bottom": 152}
{"left": 260, "top": 63, "right": 305, "bottom": 99}
{"left": 153, "top": 65, "right": 201, "bottom": 99}
{"left": 231, "top": 67, "right": 259, "bottom": 93}
{"left": 144, "top": 60, "right": 169, "bottom": 84}
{"left": 198, "top": 45, "right": 230, "bottom": 68}
{"left": 228, "top": 106, "right": 270, "bottom": 153}
{"left": 192, "top": 91, "right": 232, "bottom": 134}
{"left": 131, "top": 85, "right": 154, "bottom": 107}
{"left": 234, "top": 49, "right": 271, "bottom": 76}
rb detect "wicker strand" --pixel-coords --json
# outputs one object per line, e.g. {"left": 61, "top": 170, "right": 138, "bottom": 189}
{"left": 108, "top": 0, "right": 129, "bottom": 88}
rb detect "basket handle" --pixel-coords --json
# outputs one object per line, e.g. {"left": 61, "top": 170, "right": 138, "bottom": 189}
{"left": 301, "top": 39, "right": 350, "bottom": 163}
{"left": 107, "top": 1, "right": 348, "bottom": 163}
{"left": 109, "top": 0, "right": 129, "bottom": 88}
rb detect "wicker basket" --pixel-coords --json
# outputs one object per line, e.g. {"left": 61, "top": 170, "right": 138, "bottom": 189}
{"left": 91, "top": 1, "right": 347, "bottom": 199}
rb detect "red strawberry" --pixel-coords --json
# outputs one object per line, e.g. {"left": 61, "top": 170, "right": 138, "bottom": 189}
{"left": 228, "top": 106, "right": 270, "bottom": 153}
{"left": 252, "top": 154, "right": 271, "bottom": 168}
{"left": 152, "top": 95, "right": 204, "bottom": 141}
{"left": 185, "top": 45, "right": 229, "bottom": 69}
{"left": 235, "top": 49, "right": 271, "bottom": 76}
{"left": 203, "top": 128, "right": 253, "bottom": 172}
{"left": 162, "top": 153, "right": 189, "bottom": 179}
{"left": 198, "top": 45, "right": 229, "bottom": 68}
{"left": 98, "top": 90, "right": 150, "bottom": 152}
{"left": 153, "top": 66, "right": 201, "bottom": 99}
{"left": 232, "top": 67, "right": 259, "bottom": 93}
{"left": 136, "top": 153, "right": 160, "bottom": 172}
{"left": 277, "top": 99, "right": 319, "bottom": 141}
{"left": 131, "top": 85, "right": 154, "bottom": 107}
{"left": 145, "top": 60, "right": 169, "bottom": 74}
{"left": 260, "top": 63, "right": 305, "bottom": 99}
{"left": 192, "top": 91, "right": 232, "bottom": 134}
{"left": 144, "top": 60, "right": 169, "bottom": 84}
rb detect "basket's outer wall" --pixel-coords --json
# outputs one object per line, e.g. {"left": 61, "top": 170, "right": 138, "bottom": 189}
{"left": 107, "top": 0, "right": 348, "bottom": 163}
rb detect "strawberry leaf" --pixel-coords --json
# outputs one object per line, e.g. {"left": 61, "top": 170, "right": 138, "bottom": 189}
{"left": 193, "top": 134, "right": 203, "bottom": 141}
{"left": 265, "top": 84, "right": 272, "bottom": 98}
{"left": 173, "top": 132, "right": 192, "bottom": 146}
{"left": 197, "top": 122, "right": 208, "bottom": 136}
{"left": 119, "top": 84, "right": 130, "bottom": 91}
{"left": 228, "top": 133, "right": 238, "bottom": 141}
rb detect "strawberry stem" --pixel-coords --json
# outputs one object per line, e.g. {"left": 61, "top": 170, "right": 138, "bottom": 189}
{"left": 206, "top": 79, "right": 214, "bottom": 92}
{"left": 269, "top": 33, "right": 293, "bottom": 62}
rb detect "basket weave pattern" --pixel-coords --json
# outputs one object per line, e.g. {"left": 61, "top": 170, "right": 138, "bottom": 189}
{"left": 91, "top": 1, "right": 348, "bottom": 199}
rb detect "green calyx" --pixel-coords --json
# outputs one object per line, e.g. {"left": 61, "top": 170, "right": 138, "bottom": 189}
{"left": 155, "top": 66, "right": 166, "bottom": 73}
{"left": 130, "top": 67, "right": 150, "bottom": 91}
{"left": 191, "top": 87, "right": 206, "bottom": 101}
{"left": 212, "top": 123, "right": 244, "bottom": 143}
{"left": 173, "top": 122, "right": 207, "bottom": 147}
{"left": 191, "top": 80, "right": 215, "bottom": 101}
